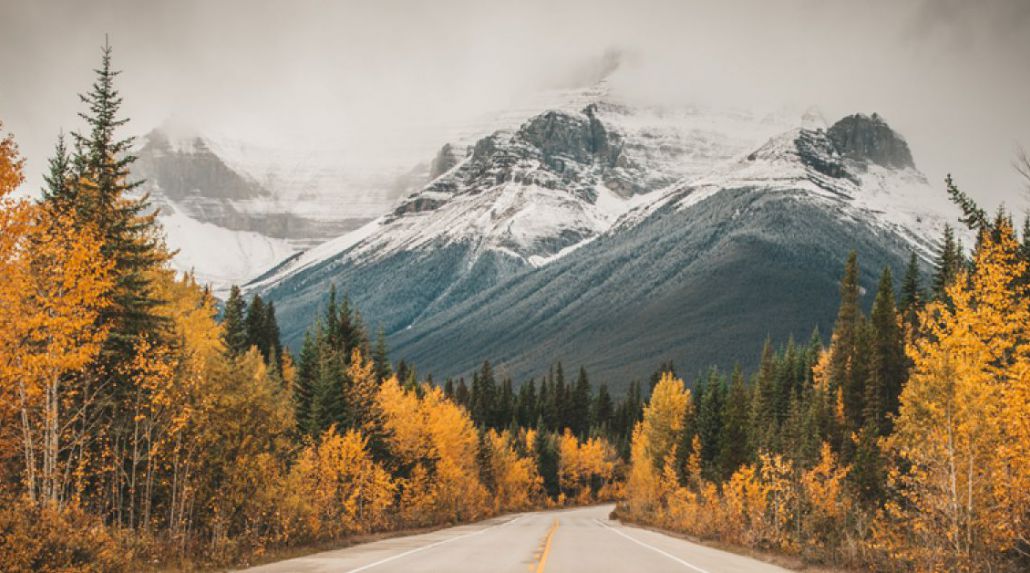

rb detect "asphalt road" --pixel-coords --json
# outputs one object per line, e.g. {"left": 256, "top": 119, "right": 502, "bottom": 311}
{"left": 238, "top": 504, "right": 790, "bottom": 573}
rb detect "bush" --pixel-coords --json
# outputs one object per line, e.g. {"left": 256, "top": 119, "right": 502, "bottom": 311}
{"left": 0, "top": 496, "right": 138, "bottom": 572}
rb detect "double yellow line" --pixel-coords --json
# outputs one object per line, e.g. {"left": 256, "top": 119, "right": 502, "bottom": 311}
{"left": 533, "top": 518, "right": 560, "bottom": 573}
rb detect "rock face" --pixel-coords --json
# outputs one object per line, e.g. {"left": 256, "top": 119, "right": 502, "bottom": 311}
{"left": 827, "top": 113, "right": 914, "bottom": 169}
{"left": 255, "top": 102, "right": 958, "bottom": 390}
{"left": 428, "top": 143, "right": 462, "bottom": 180}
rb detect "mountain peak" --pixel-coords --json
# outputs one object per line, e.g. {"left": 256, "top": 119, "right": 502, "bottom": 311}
{"left": 827, "top": 113, "right": 914, "bottom": 170}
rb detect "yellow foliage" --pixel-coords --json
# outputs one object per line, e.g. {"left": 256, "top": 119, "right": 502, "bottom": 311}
{"left": 286, "top": 427, "right": 394, "bottom": 540}
{"left": 557, "top": 429, "right": 618, "bottom": 504}
{"left": 626, "top": 372, "right": 692, "bottom": 518}
{"left": 877, "top": 224, "right": 1030, "bottom": 572}
{"left": 378, "top": 377, "right": 488, "bottom": 524}
{"left": 486, "top": 429, "right": 542, "bottom": 511}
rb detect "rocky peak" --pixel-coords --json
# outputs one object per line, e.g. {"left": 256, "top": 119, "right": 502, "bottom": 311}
{"left": 516, "top": 106, "right": 623, "bottom": 171}
{"left": 795, "top": 129, "right": 848, "bottom": 179}
{"left": 429, "top": 143, "right": 464, "bottom": 180}
{"left": 827, "top": 113, "right": 914, "bottom": 170}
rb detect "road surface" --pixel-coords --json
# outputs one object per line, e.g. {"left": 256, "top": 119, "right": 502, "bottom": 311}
{"left": 238, "top": 504, "right": 790, "bottom": 573}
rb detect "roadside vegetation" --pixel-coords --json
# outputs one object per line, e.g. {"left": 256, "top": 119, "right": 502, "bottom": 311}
{"left": 621, "top": 205, "right": 1030, "bottom": 572}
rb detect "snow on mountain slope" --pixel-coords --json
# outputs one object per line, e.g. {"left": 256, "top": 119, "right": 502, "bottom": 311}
{"left": 378, "top": 114, "right": 963, "bottom": 385}
{"left": 158, "top": 206, "right": 295, "bottom": 288}
{"left": 250, "top": 98, "right": 795, "bottom": 292}
{"left": 614, "top": 114, "right": 960, "bottom": 260}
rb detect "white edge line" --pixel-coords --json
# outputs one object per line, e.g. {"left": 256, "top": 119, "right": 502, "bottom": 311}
{"left": 343, "top": 514, "right": 523, "bottom": 573}
{"left": 593, "top": 518, "right": 711, "bottom": 573}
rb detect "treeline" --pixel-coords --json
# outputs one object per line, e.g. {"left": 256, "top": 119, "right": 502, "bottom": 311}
{"left": 622, "top": 193, "right": 1030, "bottom": 572}
{"left": 0, "top": 44, "right": 624, "bottom": 572}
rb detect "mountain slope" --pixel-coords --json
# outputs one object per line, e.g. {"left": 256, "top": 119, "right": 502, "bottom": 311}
{"left": 256, "top": 107, "right": 959, "bottom": 390}
{"left": 133, "top": 127, "right": 426, "bottom": 291}
{"left": 389, "top": 115, "right": 954, "bottom": 386}
{"left": 251, "top": 101, "right": 792, "bottom": 348}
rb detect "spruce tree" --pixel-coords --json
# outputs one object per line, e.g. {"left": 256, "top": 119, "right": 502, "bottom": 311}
{"left": 696, "top": 369, "right": 725, "bottom": 477}
{"left": 372, "top": 326, "right": 392, "bottom": 381}
{"left": 932, "top": 224, "right": 962, "bottom": 300}
{"left": 222, "top": 285, "right": 248, "bottom": 356}
{"left": 593, "top": 383, "right": 614, "bottom": 433}
{"left": 717, "top": 366, "right": 751, "bottom": 479}
{"left": 570, "top": 367, "right": 592, "bottom": 437}
{"left": 552, "top": 363, "right": 567, "bottom": 430}
{"left": 900, "top": 252, "right": 923, "bottom": 330}
{"left": 470, "top": 361, "right": 497, "bottom": 428}
{"left": 40, "top": 132, "right": 73, "bottom": 210}
{"left": 245, "top": 295, "right": 267, "bottom": 357}
{"left": 517, "top": 378, "right": 538, "bottom": 428}
{"left": 295, "top": 331, "right": 319, "bottom": 434}
{"left": 946, "top": 174, "right": 988, "bottom": 231}
{"left": 455, "top": 378, "right": 470, "bottom": 409}
{"left": 870, "top": 266, "right": 906, "bottom": 427}
{"left": 749, "top": 339, "right": 777, "bottom": 454}
{"left": 477, "top": 430, "right": 496, "bottom": 494}
{"left": 497, "top": 378, "right": 515, "bottom": 428}
{"left": 59, "top": 39, "right": 170, "bottom": 369}
{"left": 534, "top": 429, "right": 560, "bottom": 500}
{"left": 263, "top": 300, "right": 283, "bottom": 367}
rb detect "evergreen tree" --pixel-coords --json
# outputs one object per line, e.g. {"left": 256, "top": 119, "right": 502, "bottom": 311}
{"left": 476, "top": 430, "right": 496, "bottom": 494}
{"left": 40, "top": 132, "right": 73, "bottom": 210}
{"left": 517, "top": 378, "right": 538, "bottom": 428}
{"left": 749, "top": 339, "right": 778, "bottom": 454}
{"left": 372, "top": 326, "right": 392, "bottom": 381}
{"left": 946, "top": 174, "right": 988, "bottom": 232}
{"left": 294, "top": 331, "right": 318, "bottom": 435}
{"left": 716, "top": 366, "right": 751, "bottom": 479}
{"left": 932, "top": 224, "right": 962, "bottom": 300}
{"left": 263, "top": 300, "right": 283, "bottom": 367}
{"left": 696, "top": 368, "right": 725, "bottom": 477}
{"left": 443, "top": 378, "right": 455, "bottom": 399}
{"left": 454, "top": 378, "right": 470, "bottom": 409}
{"left": 870, "top": 266, "right": 906, "bottom": 427}
{"left": 534, "top": 428, "right": 560, "bottom": 500}
{"left": 844, "top": 316, "right": 874, "bottom": 443}
{"left": 900, "top": 252, "right": 924, "bottom": 330}
{"left": 552, "top": 362, "right": 567, "bottom": 430}
{"left": 497, "top": 378, "right": 515, "bottom": 428}
{"left": 245, "top": 295, "right": 267, "bottom": 357}
{"left": 63, "top": 39, "right": 170, "bottom": 366}
{"left": 828, "top": 252, "right": 861, "bottom": 452}
{"left": 570, "top": 367, "right": 592, "bottom": 437}
{"left": 593, "top": 383, "right": 614, "bottom": 432}
{"left": 222, "top": 285, "right": 248, "bottom": 356}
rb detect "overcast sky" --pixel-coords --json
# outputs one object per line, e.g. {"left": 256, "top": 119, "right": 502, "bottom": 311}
{"left": 1, "top": 0, "right": 1028, "bottom": 209}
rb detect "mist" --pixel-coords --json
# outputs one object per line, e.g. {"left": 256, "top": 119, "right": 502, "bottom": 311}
{"left": 2, "top": 0, "right": 1028, "bottom": 210}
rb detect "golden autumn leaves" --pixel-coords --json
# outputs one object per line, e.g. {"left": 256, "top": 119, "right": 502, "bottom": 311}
{"left": 622, "top": 224, "right": 1030, "bottom": 571}
{"left": 0, "top": 123, "right": 113, "bottom": 505}
{"left": 874, "top": 221, "right": 1030, "bottom": 571}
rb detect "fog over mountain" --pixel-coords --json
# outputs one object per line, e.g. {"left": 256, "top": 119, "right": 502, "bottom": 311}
{"left": 1, "top": 0, "right": 1028, "bottom": 212}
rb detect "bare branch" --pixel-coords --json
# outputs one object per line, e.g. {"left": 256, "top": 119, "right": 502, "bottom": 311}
{"left": 1016, "top": 145, "right": 1030, "bottom": 194}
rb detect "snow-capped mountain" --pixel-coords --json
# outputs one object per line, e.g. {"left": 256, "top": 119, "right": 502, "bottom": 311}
{"left": 132, "top": 128, "right": 422, "bottom": 292}
{"left": 133, "top": 72, "right": 631, "bottom": 292}
{"left": 253, "top": 95, "right": 961, "bottom": 387}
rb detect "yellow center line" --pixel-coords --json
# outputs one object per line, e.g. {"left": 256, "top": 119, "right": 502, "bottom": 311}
{"left": 534, "top": 517, "right": 560, "bottom": 573}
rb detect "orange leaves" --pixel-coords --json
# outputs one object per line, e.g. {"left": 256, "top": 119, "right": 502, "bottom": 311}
{"left": 878, "top": 222, "right": 1030, "bottom": 571}
{"left": 485, "top": 429, "right": 542, "bottom": 511}
{"left": 0, "top": 122, "right": 24, "bottom": 198}
{"left": 286, "top": 427, "right": 395, "bottom": 540}
{"left": 377, "top": 376, "right": 488, "bottom": 524}
{"left": 626, "top": 372, "right": 692, "bottom": 518}
{"left": 557, "top": 429, "right": 617, "bottom": 504}
{"left": 801, "top": 442, "right": 850, "bottom": 524}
